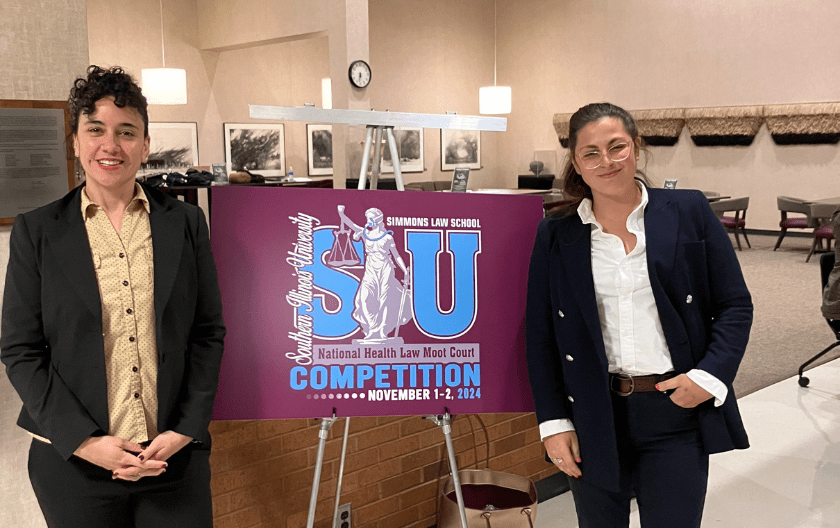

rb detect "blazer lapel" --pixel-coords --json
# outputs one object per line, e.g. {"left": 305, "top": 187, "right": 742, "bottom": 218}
{"left": 146, "top": 189, "right": 185, "bottom": 323}
{"left": 644, "top": 189, "right": 680, "bottom": 290}
{"left": 557, "top": 216, "right": 608, "bottom": 367}
{"left": 50, "top": 189, "right": 102, "bottom": 325}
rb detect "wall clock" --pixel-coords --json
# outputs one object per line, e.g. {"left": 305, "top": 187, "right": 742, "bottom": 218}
{"left": 348, "top": 60, "right": 371, "bottom": 88}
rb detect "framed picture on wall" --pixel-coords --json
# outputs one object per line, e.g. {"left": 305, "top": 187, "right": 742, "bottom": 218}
{"left": 441, "top": 129, "right": 480, "bottom": 170}
{"left": 306, "top": 124, "right": 333, "bottom": 176}
{"left": 382, "top": 127, "right": 424, "bottom": 173}
{"left": 143, "top": 122, "right": 199, "bottom": 175}
{"left": 224, "top": 123, "right": 286, "bottom": 177}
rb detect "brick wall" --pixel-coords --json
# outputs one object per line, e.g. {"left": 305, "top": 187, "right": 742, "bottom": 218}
{"left": 209, "top": 412, "right": 556, "bottom": 528}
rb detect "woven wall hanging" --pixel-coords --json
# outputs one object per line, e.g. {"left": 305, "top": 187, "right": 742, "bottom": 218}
{"left": 684, "top": 105, "right": 764, "bottom": 146}
{"left": 630, "top": 108, "right": 686, "bottom": 146}
{"left": 763, "top": 102, "right": 840, "bottom": 145}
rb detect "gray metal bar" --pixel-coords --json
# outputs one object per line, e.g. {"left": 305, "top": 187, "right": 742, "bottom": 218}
{"left": 385, "top": 127, "right": 404, "bottom": 191}
{"left": 370, "top": 126, "right": 384, "bottom": 189}
{"left": 358, "top": 126, "right": 375, "bottom": 190}
{"left": 427, "top": 413, "right": 468, "bottom": 528}
{"left": 307, "top": 415, "right": 337, "bottom": 528}
{"left": 249, "top": 105, "right": 507, "bottom": 132}
{"left": 331, "top": 417, "right": 351, "bottom": 528}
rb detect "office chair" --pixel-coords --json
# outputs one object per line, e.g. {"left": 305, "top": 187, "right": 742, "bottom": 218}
{"left": 798, "top": 251, "right": 840, "bottom": 387}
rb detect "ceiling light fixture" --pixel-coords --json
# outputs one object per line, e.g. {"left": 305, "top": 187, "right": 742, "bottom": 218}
{"left": 479, "top": 0, "right": 511, "bottom": 115}
{"left": 141, "top": 0, "right": 187, "bottom": 105}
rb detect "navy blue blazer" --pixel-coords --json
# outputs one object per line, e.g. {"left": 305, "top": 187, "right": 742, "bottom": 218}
{"left": 1, "top": 184, "right": 225, "bottom": 460}
{"left": 525, "top": 187, "right": 751, "bottom": 492}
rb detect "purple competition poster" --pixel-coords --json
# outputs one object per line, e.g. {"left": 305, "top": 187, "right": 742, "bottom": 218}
{"left": 211, "top": 186, "right": 543, "bottom": 420}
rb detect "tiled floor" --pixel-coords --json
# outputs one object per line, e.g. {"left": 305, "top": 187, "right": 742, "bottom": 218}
{"left": 535, "top": 359, "right": 840, "bottom": 528}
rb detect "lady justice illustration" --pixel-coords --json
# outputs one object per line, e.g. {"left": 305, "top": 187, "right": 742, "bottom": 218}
{"left": 335, "top": 205, "right": 413, "bottom": 343}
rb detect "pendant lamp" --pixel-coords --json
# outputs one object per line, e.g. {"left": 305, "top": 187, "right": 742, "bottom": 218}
{"left": 141, "top": 0, "right": 187, "bottom": 105}
{"left": 479, "top": 0, "right": 511, "bottom": 115}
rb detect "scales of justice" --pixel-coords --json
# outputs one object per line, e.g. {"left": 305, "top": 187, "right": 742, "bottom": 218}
{"left": 250, "top": 104, "right": 506, "bottom": 528}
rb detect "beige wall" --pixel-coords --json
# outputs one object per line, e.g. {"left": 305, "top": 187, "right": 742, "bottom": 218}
{"left": 86, "top": 0, "right": 223, "bottom": 171}
{"left": 368, "top": 0, "right": 501, "bottom": 187}
{"left": 0, "top": 1, "right": 89, "bottom": 526}
{"left": 86, "top": 0, "right": 499, "bottom": 190}
{"left": 0, "top": 0, "right": 89, "bottom": 100}
{"left": 197, "top": 1, "right": 331, "bottom": 51}
{"left": 498, "top": 0, "right": 840, "bottom": 229}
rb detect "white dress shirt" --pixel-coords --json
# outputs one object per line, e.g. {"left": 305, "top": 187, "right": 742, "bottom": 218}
{"left": 540, "top": 184, "right": 727, "bottom": 441}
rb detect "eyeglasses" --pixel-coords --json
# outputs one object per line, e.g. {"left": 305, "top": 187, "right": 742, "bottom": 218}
{"left": 577, "top": 142, "right": 632, "bottom": 170}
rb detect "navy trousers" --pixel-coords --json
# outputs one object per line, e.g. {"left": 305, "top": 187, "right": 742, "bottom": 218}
{"left": 568, "top": 391, "right": 709, "bottom": 528}
{"left": 28, "top": 438, "right": 213, "bottom": 528}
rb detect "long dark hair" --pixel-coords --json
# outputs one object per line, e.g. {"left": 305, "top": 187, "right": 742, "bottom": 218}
{"left": 558, "top": 102, "right": 651, "bottom": 214}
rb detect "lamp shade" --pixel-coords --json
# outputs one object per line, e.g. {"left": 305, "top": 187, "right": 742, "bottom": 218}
{"left": 479, "top": 86, "right": 511, "bottom": 115}
{"left": 141, "top": 68, "right": 187, "bottom": 105}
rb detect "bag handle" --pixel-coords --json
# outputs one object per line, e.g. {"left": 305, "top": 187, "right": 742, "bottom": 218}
{"left": 470, "top": 414, "right": 490, "bottom": 469}
{"left": 480, "top": 508, "right": 534, "bottom": 528}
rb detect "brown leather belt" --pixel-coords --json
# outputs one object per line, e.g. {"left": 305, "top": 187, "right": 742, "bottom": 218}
{"left": 609, "top": 372, "right": 676, "bottom": 396}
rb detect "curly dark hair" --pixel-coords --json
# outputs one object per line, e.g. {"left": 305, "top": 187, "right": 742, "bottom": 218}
{"left": 68, "top": 65, "right": 148, "bottom": 136}
{"left": 557, "top": 102, "right": 651, "bottom": 214}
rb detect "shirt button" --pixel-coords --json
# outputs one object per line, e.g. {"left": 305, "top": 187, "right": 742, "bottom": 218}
{"left": 567, "top": 395, "right": 574, "bottom": 403}
{"left": 129, "top": 336, "right": 135, "bottom": 342}
{"left": 126, "top": 308, "right": 133, "bottom": 314}
{"left": 123, "top": 280, "right": 129, "bottom": 286}
{"left": 132, "top": 366, "right": 138, "bottom": 372}
{"left": 558, "top": 310, "right": 565, "bottom": 318}
{"left": 686, "top": 295, "right": 693, "bottom": 304}
{"left": 565, "top": 354, "right": 574, "bottom": 362}
{"left": 134, "top": 393, "right": 140, "bottom": 399}
{"left": 119, "top": 253, "right": 125, "bottom": 258}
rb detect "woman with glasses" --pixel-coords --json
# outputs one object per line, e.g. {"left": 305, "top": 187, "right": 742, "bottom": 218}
{"left": 525, "top": 102, "right": 752, "bottom": 527}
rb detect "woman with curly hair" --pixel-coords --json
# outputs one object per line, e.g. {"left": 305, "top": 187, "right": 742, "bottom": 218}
{"left": 1, "top": 65, "right": 225, "bottom": 527}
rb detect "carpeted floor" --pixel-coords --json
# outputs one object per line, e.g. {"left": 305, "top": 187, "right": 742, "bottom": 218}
{"left": 731, "top": 232, "right": 839, "bottom": 397}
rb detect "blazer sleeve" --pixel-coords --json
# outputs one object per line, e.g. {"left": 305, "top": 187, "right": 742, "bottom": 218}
{"left": 525, "top": 219, "right": 569, "bottom": 424}
{"left": 1, "top": 214, "right": 101, "bottom": 458}
{"left": 694, "top": 197, "right": 753, "bottom": 386}
{"left": 170, "top": 206, "right": 226, "bottom": 442}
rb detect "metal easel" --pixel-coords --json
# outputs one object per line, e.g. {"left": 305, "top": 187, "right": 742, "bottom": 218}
{"left": 249, "top": 105, "right": 505, "bottom": 528}
{"left": 248, "top": 105, "right": 505, "bottom": 192}
{"left": 358, "top": 124, "right": 404, "bottom": 191}
{"left": 307, "top": 410, "right": 468, "bottom": 528}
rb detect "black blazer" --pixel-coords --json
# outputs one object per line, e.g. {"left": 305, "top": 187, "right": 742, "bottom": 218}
{"left": 1, "top": 184, "right": 225, "bottom": 460}
{"left": 525, "top": 188, "right": 752, "bottom": 492}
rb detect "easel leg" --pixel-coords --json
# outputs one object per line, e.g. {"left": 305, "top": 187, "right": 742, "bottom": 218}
{"left": 370, "top": 126, "right": 384, "bottom": 189}
{"left": 307, "top": 415, "right": 338, "bottom": 528}
{"left": 427, "top": 413, "right": 469, "bottom": 528}
{"left": 385, "top": 127, "right": 404, "bottom": 190}
{"left": 331, "top": 417, "right": 351, "bottom": 528}
{"left": 358, "top": 126, "right": 375, "bottom": 190}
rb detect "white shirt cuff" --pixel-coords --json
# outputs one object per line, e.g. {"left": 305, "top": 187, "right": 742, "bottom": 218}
{"left": 686, "top": 369, "right": 728, "bottom": 407}
{"left": 539, "top": 419, "right": 575, "bottom": 441}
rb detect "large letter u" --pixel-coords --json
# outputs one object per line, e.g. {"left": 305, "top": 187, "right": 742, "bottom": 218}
{"left": 406, "top": 231, "right": 480, "bottom": 338}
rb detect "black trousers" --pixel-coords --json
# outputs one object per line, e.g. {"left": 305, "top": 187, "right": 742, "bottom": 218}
{"left": 568, "top": 391, "right": 709, "bottom": 528}
{"left": 28, "top": 438, "right": 213, "bottom": 528}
